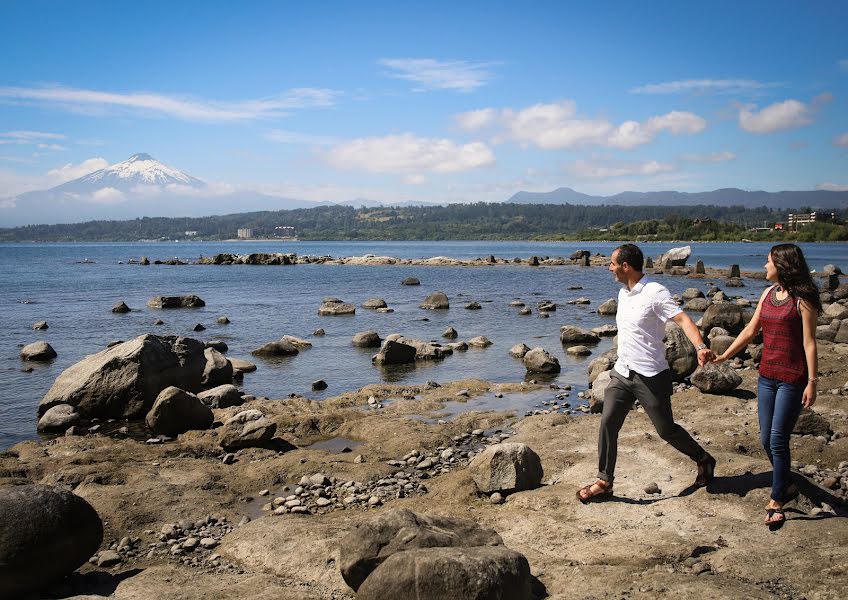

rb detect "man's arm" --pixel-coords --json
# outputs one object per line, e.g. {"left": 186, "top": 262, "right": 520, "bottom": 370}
{"left": 670, "top": 311, "right": 715, "bottom": 366}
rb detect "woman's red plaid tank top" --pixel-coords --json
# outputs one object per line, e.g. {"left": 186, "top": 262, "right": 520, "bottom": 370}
{"left": 759, "top": 286, "right": 807, "bottom": 385}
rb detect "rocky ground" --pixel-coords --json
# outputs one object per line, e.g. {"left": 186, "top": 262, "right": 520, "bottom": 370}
{"left": 3, "top": 336, "right": 848, "bottom": 599}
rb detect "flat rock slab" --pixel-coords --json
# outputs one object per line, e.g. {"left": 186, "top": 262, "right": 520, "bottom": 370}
{"left": 147, "top": 295, "right": 205, "bottom": 308}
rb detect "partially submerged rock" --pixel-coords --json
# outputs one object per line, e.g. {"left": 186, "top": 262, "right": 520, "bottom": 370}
{"left": 147, "top": 295, "right": 205, "bottom": 308}
{"left": 523, "top": 347, "right": 560, "bottom": 373}
{"left": 420, "top": 291, "right": 449, "bottom": 310}
{"left": 21, "top": 341, "right": 57, "bottom": 361}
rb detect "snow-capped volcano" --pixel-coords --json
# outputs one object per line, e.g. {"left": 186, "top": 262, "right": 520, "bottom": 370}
{"left": 54, "top": 153, "right": 205, "bottom": 194}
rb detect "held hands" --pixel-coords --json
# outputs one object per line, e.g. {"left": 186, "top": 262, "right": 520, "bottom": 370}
{"left": 697, "top": 348, "right": 716, "bottom": 366}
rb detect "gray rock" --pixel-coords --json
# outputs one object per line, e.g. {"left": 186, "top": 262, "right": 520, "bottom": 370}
{"left": 592, "top": 324, "right": 618, "bottom": 337}
{"left": 147, "top": 295, "right": 205, "bottom": 308}
{"left": 729, "top": 264, "right": 741, "bottom": 278}
{"left": 372, "top": 340, "right": 417, "bottom": 365}
{"left": 468, "top": 336, "right": 493, "bottom": 348}
{"left": 465, "top": 301, "right": 482, "bottom": 310}
{"left": 197, "top": 384, "right": 243, "bottom": 409}
{"left": 280, "top": 335, "right": 312, "bottom": 348}
{"left": 338, "top": 507, "right": 505, "bottom": 592}
{"left": 822, "top": 264, "right": 842, "bottom": 276}
{"left": 685, "top": 298, "right": 712, "bottom": 312}
{"left": 559, "top": 325, "right": 600, "bottom": 344}
{"left": 519, "top": 307, "right": 531, "bottom": 315}
{"left": 217, "top": 315, "right": 230, "bottom": 324}
{"left": 794, "top": 410, "right": 831, "bottom": 436}
{"left": 701, "top": 303, "right": 746, "bottom": 334}
{"left": 725, "top": 277, "right": 745, "bottom": 288}
{"left": 0, "top": 485, "right": 102, "bottom": 598}
{"left": 401, "top": 277, "right": 420, "bottom": 285}
{"left": 510, "top": 343, "right": 531, "bottom": 358}
{"left": 598, "top": 298, "right": 618, "bottom": 315}
{"left": 835, "top": 321, "right": 848, "bottom": 344}
{"left": 362, "top": 298, "right": 388, "bottom": 309}
{"left": 523, "top": 347, "right": 560, "bottom": 373}
{"left": 587, "top": 356, "right": 614, "bottom": 384}
{"left": 21, "top": 341, "right": 57, "bottom": 361}
{"left": 219, "top": 410, "right": 278, "bottom": 451}
{"left": 312, "top": 328, "right": 325, "bottom": 336}
{"left": 824, "top": 303, "right": 848, "bottom": 320}
{"left": 32, "top": 320, "right": 49, "bottom": 330}
{"left": 37, "top": 404, "right": 80, "bottom": 432}
{"left": 97, "top": 550, "right": 122, "bottom": 568}
{"left": 468, "top": 442, "right": 543, "bottom": 494}
{"left": 251, "top": 340, "right": 299, "bottom": 357}
{"left": 145, "top": 386, "right": 213, "bottom": 436}
{"left": 661, "top": 246, "right": 691, "bottom": 266}
{"left": 420, "top": 291, "right": 450, "bottom": 309}
{"left": 590, "top": 370, "right": 612, "bottom": 413}
{"left": 38, "top": 334, "right": 206, "bottom": 419}
{"left": 202, "top": 347, "right": 233, "bottom": 387}
{"left": 708, "top": 327, "right": 729, "bottom": 339}
{"left": 356, "top": 546, "right": 531, "bottom": 600}
{"left": 228, "top": 358, "right": 257, "bottom": 372}
{"left": 708, "top": 335, "right": 737, "bottom": 357}
{"left": 690, "top": 363, "right": 743, "bottom": 394}
{"left": 352, "top": 331, "right": 382, "bottom": 348}
{"left": 318, "top": 302, "right": 355, "bottom": 315}
{"left": 112, "top": 301, "right": 131, "bottom": 313}
{"left": 442, "top": 327, "right": 458, "bottom": 339}
{"left": 312, "top": 379, "right": 328, "bottom": 391}
{"left": 205, "top": 340, "right": 228, "bottom": 353}
{"left": 566, "top": 345, "right": 592, "bottom": 356}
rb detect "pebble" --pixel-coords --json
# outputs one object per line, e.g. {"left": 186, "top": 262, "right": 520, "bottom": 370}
{"left": 644, "top": 483, "right": 661, "bottom": 495}
{"left": 489, "top": 492, "right": 504, "bottom": 504}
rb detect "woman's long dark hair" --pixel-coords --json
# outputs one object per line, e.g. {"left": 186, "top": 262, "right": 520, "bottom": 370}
{"left": 770, "top": 243, "right": 822, "bottom": 313}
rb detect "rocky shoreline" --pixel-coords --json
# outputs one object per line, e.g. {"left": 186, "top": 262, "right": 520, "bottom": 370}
{"left": 5, "top": 259, "right": 848, "bottom": 599}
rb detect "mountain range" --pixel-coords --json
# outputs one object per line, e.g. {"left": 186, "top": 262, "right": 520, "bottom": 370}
{"left": 2, "top": 154, "right": 846, "bottom": 227}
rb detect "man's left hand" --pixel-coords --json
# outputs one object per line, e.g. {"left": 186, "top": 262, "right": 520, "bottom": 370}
{"left": 697, "top": 348, "right": 716, "bottom": 366}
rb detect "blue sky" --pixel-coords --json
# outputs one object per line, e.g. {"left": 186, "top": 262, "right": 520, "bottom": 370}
{"left": 1, "top": 0, "right": 847, "bottom": 209}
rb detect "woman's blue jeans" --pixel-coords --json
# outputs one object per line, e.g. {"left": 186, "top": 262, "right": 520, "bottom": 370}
{"left": 757, "top": 375, "right": 804, "bottom": 502}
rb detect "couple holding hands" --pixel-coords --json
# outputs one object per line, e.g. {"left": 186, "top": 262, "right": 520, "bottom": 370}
{"left": 576, "top": 243, "right": 819, "bottom": 527}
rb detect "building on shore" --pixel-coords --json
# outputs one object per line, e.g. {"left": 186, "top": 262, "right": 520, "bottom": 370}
{"left": 237, "top": 228, "right": 253, "bottom": 239}
{"left": 787, "top": 212, "right": 835, "bottom": 231}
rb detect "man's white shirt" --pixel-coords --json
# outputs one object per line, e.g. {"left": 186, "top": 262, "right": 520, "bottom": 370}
{"left": 613, "top": 276, "right": 682, "bottom": 378}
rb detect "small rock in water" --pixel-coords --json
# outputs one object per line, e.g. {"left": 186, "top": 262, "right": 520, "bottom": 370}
{"left": 217, "top": 316, "right": 230, "bottom": 324}
{"left": 313, "top": 328, "right": 325, "bottom": 336}
{"left": 311, "top": 379, "right": 328, "bottom": 391}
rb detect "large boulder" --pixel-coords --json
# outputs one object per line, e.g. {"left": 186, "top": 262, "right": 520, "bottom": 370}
{"left": 338, "top": 508, "right": 504, "bottom": 592}
{"left": 660, "top": 245, "right": 691, "bottom": 266}
{"left": 597, "top": 298, "right": 618, "bottom": 315}
{"left": 468, "top": 443, "right": 543, "bottom": 495}
{"left": 37, "top": 404, "right": 80, "bottom": 432}
{"left": 145, "top": 386, "right": 213, "bottom": 436}
{"left": 251, "top": 340, "right": 299, "bottom": 357}
{"left": 709, "top": 335, "right": 738, "bottom": 357}
{"left": 793, "top": 409, "right": 831, "bottom": 436}
{"left": 690, "top": 363, "right": 743, "bottom": 394}
{"left": 21, "top": 341, "right": 57, "bottom": 361}
{"left": 420, "top": 291, "right": 450, "bottom": 309}
{"left": 202, "top": 347, "right": 232, "bottom": 387}
{"left": 147, "top": 295, "right": 205, "bottom": 308}
{"left": 701, "top": 303, "right": 746, "bottom": 334}
{"left": 362, "top": 298, "right": 388, "bottom": 309}
{"left": 587, "top": 356, "right": 614, "bottom": 384}
{"left": 824, "top": 303, "right": 848, "bottom": 320}
{"left": 318, "top": 302, "right": 355, "bottom": 315}
{"left": 523, "top": 347, "right": 560, "bottom": 374}
{"left": 219, "top": 409, "right": 277, "bottom": 451}
{"left": 682, "top": 288, "right": 705, "bottom": 300}
{"left": 395, "top": 336, "right": 451, "bottom": 360}
{"left": 509, "top": 343, "right": 531, "bottom": 358}
{"left": 590, "top": 370, "right": 613, "bottom": 413}
{"left": 197, "top": 384, "right": 244, "bottom": 409}
{"left": 684, "top": 297, "right": 712, "bottom": 312}
{"left": 468, "top": 336, "right": 493, "bottom": 348}
{"left": 38, "top": 335, "right": 206, "bottom": 419}
{"left": 560, "top": 325, "right": 600, "bottom": 344}
{"left": 356, "top": 546, "right": 531, "bottom": 600}
{"left": 834, "top": 321, "right": 848, "bottom": 344}
{"left": 0, "top": 485, "right": 103, "bottom": 598}
{"left": 372, "top": 340, "right": 417, "bottom": 365}
{"left": 352, "top": 331, "right": 382, "bottom": 348}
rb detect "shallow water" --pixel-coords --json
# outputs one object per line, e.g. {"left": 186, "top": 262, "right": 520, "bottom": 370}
{"left": 2, "top": 240, "right": 831, "bottom": 450}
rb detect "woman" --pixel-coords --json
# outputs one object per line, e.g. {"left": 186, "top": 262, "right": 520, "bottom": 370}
{"left": 713, "top": 244, "right": 820, "bottom": 526}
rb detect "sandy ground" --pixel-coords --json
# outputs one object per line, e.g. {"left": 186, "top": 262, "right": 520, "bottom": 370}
{"left": 3, "top": 343, "right": 847, "bottom": 600}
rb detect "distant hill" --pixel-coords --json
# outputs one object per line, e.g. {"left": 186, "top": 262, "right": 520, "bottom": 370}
{"left": 506, "top": 187, "right": 848, "bottom": 210}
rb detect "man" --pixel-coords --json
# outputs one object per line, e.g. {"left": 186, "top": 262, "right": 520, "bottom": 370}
{"left": 577, "top": 243, "right": 716, "bottom": 503}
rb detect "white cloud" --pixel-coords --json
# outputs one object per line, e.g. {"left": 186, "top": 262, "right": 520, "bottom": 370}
{"left": 738, "top": 94, "right": 831, "bottom": 134}
{"left": 629, "top": 79, "right": 780, "bottom": 95}
{"left": 1, "top": 130, "right": 66, "bottom": 141}
{"left": 0, "top": 85, "right": 339, "bottom": 122}
{"left": 453, "top": 108, "right": 498, "bottom": 130}
{"left": 566, "top": 159, "right": 676, "bottom": 179}
{"left": 37, "top": 143, "right": 67, "bottom": 151}
{"left": 326, "top": 134, "right": 495, "bottom": 174}
{"left": 47, "top": 158, "right": 109, "bottom": 183}
{"left": 456, "top": 101, "right": 705, "bottom": 150}
{"left": 834, "top": 132, "right": 848, "bottom": 146}
{"left": 86, "top": 187, "right": 125, "bottom": 204}
{"left": 378, "top": 58, "right": 499, "bottom": 92}
{"left": 403, "top": 174, "right": 429, "bottom": 185}
{"left": 816, "top": 182, "right": 848, "bottom": 192}
{"left": 680, "top": 151, "right": 737, "bottom": 163}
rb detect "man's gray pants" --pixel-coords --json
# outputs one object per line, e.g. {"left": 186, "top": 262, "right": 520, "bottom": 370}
{"left": 597, "top": 368, "right": 707, "bottom": 483}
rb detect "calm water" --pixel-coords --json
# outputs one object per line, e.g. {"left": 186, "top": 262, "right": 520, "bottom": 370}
{"left": 1, "top": 240, "right": 843, "bottom": 450}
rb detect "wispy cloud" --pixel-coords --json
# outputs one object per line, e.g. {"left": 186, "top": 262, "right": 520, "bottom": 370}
{"left": 738, "top": 93, "right": 831, "bottom": 134}
{"left": 680, "top": 151, "right": 737, "bottom": 163}
{"left": 816, "top": 182, "right": 848, "bottom": 192}
{"left": 47, "top": 158, "right": 109, "bottom": 183}
{"left": 0, "top": 85, "right": 340, "bottom": 122}
{"left": 455, "top": 101, "right": 705, "bottom": 150}
{"left": 834, "top": 132, "right": 848, "bottom": 147}
{"left": 1, "top": 130, "right": 66, "bottom": 141}
{"left": 378, "top": 58, "right": 500, "bottom": 92}
{"left": 326, "top": 133, "right": 495, "bottom": 174}
{"left": 565, "top": 158, "right": 676, "bottom": 180}
{"left": 629, "top": 78, "right": 781, "bottom": 95}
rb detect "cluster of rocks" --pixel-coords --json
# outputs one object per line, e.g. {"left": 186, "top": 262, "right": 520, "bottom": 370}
{"left": 254, "top": 430, "right": 514, "bottom": 517}
{"left": 138, "top": 514, "right": 245, "bottom": 572}
{"left": 793, "top": 460, "right": 848, "bottom": 501}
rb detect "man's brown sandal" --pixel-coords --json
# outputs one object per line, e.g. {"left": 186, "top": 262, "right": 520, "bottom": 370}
{"left": 576, "top": 480, "right": 613, "bottom": 504}
{"left": 694, "top": 454, "right": 716, "bottom": 487}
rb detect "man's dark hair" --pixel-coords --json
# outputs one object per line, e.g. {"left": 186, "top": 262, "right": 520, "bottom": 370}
{"left": 615, "top": 243, "right": 644, "bottom": 272}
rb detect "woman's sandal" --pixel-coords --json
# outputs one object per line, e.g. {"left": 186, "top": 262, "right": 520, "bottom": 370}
{"left": 765, "top": 507, "right": 786, "bottom": 526}
{"left": 694, "top": 454, "right": 716, "bottom": 487}
{"left": 576, "top": 480, "right": 613, "bottom": 504}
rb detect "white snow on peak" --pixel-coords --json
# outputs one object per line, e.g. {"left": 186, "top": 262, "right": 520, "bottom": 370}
{"left": 80, "top": 153, "right": 205, "bottom": 187}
